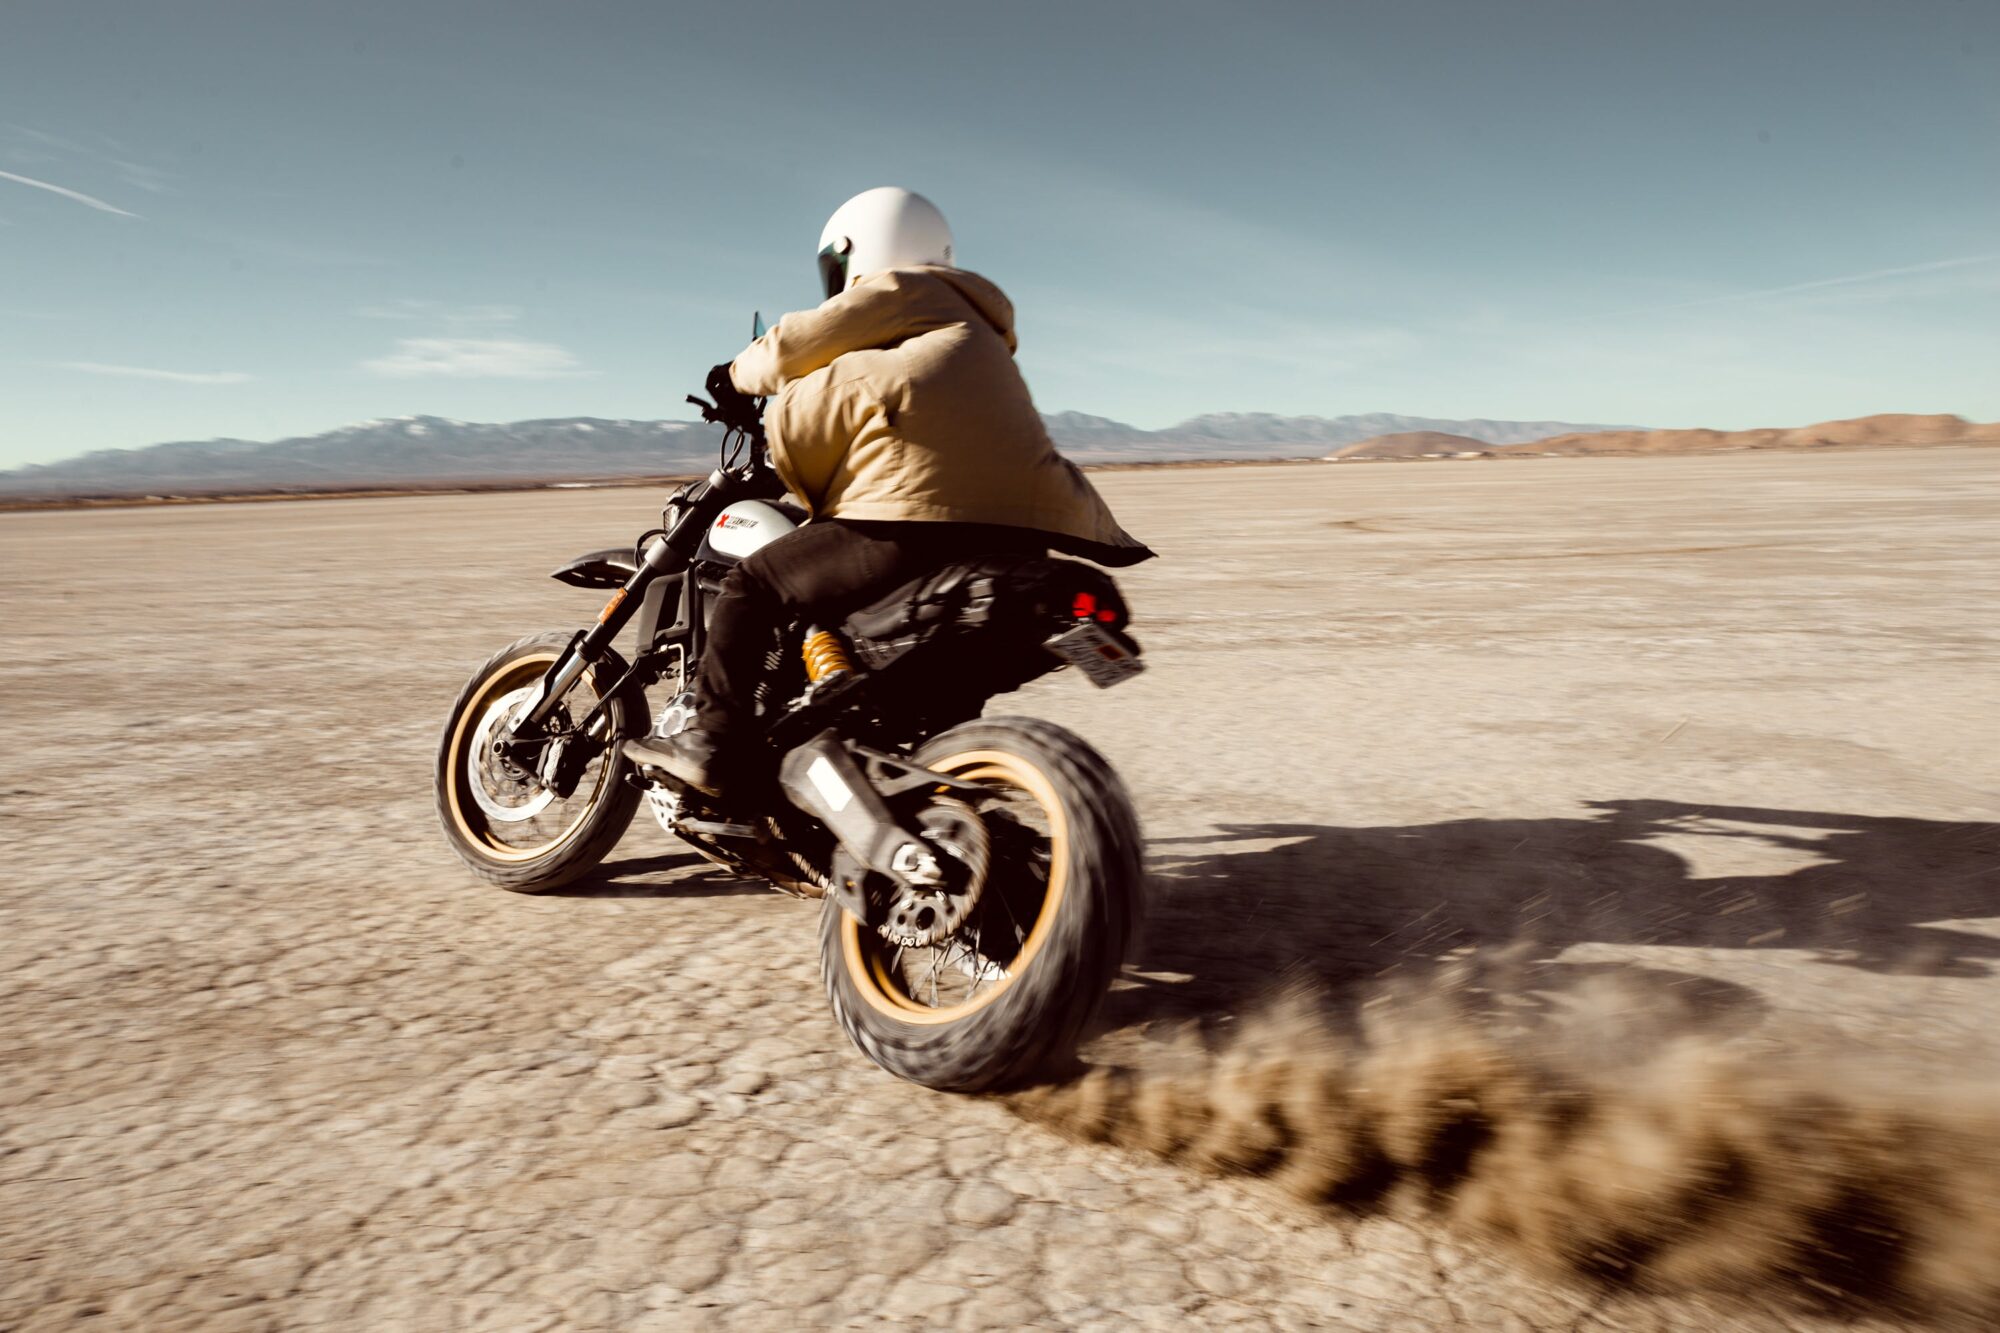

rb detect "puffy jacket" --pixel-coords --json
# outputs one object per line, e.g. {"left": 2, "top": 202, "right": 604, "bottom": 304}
{"left": 728, "top": 266, "right": 1153, "bottom": 566}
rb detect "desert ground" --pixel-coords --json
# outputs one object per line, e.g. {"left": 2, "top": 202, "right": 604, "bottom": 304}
{"left": 3, "top": 447, "right": 1997, "bottom": 1331}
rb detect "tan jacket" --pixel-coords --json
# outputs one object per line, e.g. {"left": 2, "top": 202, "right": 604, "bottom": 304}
{"left": 729, "top": 266, "right": 1152, "bottom": 566}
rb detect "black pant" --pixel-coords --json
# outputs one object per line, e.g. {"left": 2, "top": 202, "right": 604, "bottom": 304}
{"left": 693, "top": 519, "right": 1045, "bottom": 734}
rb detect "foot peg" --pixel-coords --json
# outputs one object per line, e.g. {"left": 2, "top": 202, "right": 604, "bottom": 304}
{"left": 674, "top": 817, "right": 759, "bottom": 839}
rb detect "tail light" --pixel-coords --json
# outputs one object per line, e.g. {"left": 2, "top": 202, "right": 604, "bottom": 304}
{"left": 1070, "top": 589, "right": 1127, "bottom": 629}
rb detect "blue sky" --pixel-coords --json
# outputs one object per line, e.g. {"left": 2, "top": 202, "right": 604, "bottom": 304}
{"left": 2, "top": 0, "right": 1996, "bottom": 466}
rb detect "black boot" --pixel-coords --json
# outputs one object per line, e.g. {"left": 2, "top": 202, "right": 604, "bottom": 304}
{"left": 624, "top": 727, "right": 737, "bottom": 797}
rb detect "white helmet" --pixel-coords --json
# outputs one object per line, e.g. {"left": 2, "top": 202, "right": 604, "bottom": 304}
{"left": 816, "top": 187, "right": 954, "bottom": 300}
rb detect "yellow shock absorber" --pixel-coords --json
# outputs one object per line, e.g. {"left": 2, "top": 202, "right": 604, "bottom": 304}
{"left": 801, "top": 627, "right": 854, "bottom": 683}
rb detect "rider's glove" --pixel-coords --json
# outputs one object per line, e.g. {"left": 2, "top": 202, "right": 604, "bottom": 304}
{"left": 706, "top": 362, "right": 758, "bottom": 429}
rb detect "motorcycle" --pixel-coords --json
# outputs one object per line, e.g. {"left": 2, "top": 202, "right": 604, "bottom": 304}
{"left": 433, "top": 381, "right": 1149, "bottom": 1091}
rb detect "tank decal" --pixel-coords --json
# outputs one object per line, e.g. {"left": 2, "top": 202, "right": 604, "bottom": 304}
{"left": 707, "top": 499, "right": 798, "bottom": 560}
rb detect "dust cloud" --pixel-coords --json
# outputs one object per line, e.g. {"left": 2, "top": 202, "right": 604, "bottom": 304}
{"left": 1010, "top": 971, "right": 2000, "bottom": 1320}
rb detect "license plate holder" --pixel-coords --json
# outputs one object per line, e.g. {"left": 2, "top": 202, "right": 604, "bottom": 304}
{"left": 1045, "top": 622, "right": 1145, "bottom": 688}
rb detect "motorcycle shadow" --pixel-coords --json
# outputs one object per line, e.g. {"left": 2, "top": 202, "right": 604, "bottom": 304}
{"left": 1098, "top": 798, "right": 2000, "bottom": 1044}
{"left": 551, "top": 851, "right": 773, "bottom": 899}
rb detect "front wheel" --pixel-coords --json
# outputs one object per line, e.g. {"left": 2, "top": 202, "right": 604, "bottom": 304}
{"left": 818, "top": 717, "right": 1143, "bottom": 1092}
{"left": 434, "top": 631, "right": 645, "bottom": 893}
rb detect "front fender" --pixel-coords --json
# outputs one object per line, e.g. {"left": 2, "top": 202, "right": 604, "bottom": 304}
{"left": 551, "top": 547, "right": 638, "bottom": 589}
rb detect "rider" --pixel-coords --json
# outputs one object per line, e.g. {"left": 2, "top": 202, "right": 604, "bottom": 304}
{"left": 629, "top": 187, "right": 1153, "bottom": 796}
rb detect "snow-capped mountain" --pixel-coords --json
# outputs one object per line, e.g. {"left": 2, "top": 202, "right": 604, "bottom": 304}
{"left": 0, "top": 410, "right": 1632, "bottom": 498}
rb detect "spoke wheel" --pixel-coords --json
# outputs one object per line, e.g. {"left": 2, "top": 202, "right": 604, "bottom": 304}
{"left": 435, "top": 632, "right": 644, "bottom": 892}
{"left": 818, "top": 717, "right": 1142, "bottom": 1092}
{"left": 844, "top": 754, "right": 1063, "bottom": 1024}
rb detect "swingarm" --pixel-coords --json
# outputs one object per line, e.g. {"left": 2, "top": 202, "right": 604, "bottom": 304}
{"left": 778, "top": 731, "right": 992, "bottom": 929}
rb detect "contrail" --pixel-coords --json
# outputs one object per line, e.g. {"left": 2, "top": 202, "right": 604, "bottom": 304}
{"left": 1643, "top": 253, "right": 2000, "bottom": 313}
{"left": 56, "top": 362, "right": 249, "bottom": 384}
{"left": 1575, "top": 253, "right": 2000, "bottom": 323}
{"left": 0, "top": 169, "right": 138, "bottom": 218}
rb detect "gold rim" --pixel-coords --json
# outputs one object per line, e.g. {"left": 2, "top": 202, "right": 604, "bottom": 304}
{"left": 840, "top": 748, "right": 1070, "bottom": 1025}
{"left": 442, "top": 650, "right": 610, "bottom": 863}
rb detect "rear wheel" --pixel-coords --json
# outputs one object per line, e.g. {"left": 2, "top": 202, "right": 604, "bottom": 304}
{"left": 435, "top": 632, "right": 645, "bottom": 893}
{"left": 818, "top": 717, "right": 1143, "bottom": 1091}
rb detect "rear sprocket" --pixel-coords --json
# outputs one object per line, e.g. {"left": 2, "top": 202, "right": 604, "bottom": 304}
{"left": 876, "top": 797, "right": 990, "bottom": 948}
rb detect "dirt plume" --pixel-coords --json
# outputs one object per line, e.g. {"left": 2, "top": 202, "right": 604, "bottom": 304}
{"left": 1011, "top": 977, "right": 2000, "bottom": 1319}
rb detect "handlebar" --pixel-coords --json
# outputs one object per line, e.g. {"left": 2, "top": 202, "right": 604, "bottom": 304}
{"left": 685, "top": 387, "right": 772, "bottom": 483}
{"left": 685, "top": 392, "right": 763, "bottom": 436}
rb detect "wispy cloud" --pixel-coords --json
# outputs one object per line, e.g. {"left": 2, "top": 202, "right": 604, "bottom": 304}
{"left": 6, "top": 126, "right": 173, "bottom": 196}
{"left": 108, "top": 159, "right": 171, "bottom": 195}
{"left": 1586, "top": 254, "right": 2000, "bottom": 321}
{"left": 361, "top": 338, "right": 586, "bottom": 379}
{"left": 58, "top": 362, "right": 250, "bottom": 384}
{"left": 0, "top": 169, "right": 138, "bottom": 218}
{"left": 355, "top": 299, "right": 523, "bottom": 324}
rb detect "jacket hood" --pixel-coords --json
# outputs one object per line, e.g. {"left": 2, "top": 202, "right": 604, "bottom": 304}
{"left": 908, "top": 266, "right": 1016, "bottom": 350}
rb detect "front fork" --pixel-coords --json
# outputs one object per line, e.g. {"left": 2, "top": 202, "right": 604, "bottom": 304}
{"left": 495, "top": 616, "right": 636, "bottom": 799}
{"left": 502, "top": 470, "right": 730, "bottom": 795}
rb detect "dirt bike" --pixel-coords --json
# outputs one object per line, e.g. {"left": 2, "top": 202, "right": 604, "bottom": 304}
{"left": 434, "top": 384, "right": 1148, "bottom": 1091}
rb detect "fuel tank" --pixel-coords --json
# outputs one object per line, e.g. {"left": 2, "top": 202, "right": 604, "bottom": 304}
{"left": 697, "top": 499, "right": 800, "bottom": 565}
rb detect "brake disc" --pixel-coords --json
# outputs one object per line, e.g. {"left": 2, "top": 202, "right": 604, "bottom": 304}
{"left": 468, "top": 686, "right": 556, "bottom": 824}
{"left": 877, "top": 797, "right": 990, "bottom": 949}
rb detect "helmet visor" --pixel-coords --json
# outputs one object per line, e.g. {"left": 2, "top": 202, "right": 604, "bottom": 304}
{"left": 817, "top": 242, "right": 850, "bottom": 301}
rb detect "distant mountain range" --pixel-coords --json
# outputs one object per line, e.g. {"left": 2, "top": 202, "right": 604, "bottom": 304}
{"left": 9, "top": 409, "right": 1986, "bottom": 501}
{"left": 1330, "top": 413, "right": 2000, "bottom": 460}
{"left": 0, "top": 411, "right": 1633, "bottom": 499}
{"left": 0, "top": 417, "right": 727, "bottom": 498}
{"left": 1041, "top": 411, "right": 1636, "bottom": 458}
